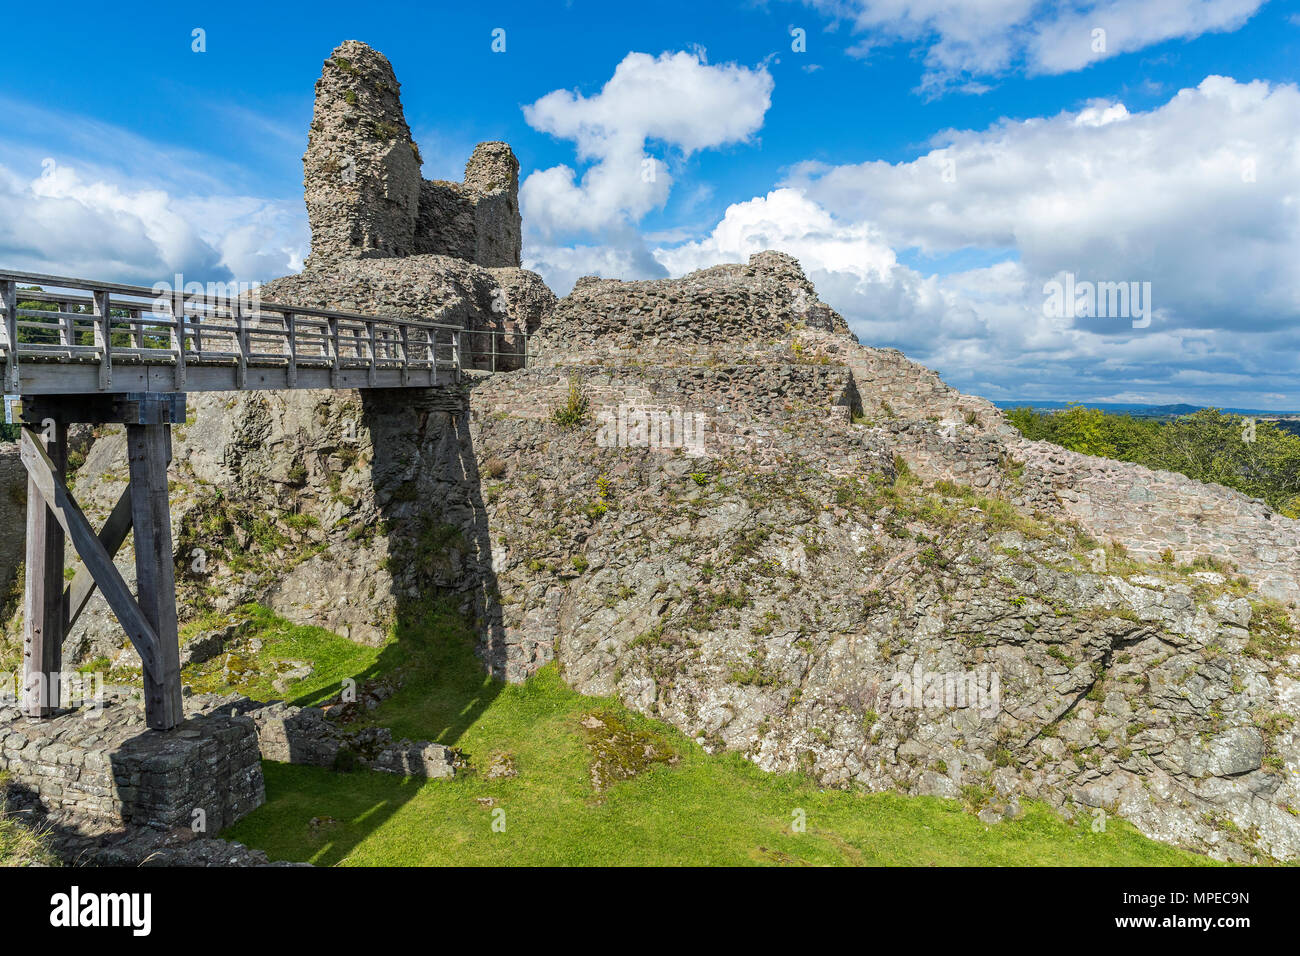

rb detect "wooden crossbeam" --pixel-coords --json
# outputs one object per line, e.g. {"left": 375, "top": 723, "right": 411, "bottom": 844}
{"left": 20, "top": 429, "right": 162, "bottom": 682}
{"left": 61, "top": 440, "right": 172, "bottom": 631}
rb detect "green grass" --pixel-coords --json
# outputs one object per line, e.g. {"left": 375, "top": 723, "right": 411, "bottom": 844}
{"left": 0, "top": 773, "right": 59, "bottom": 867}
{"left": 182, "top": 605, "right": 386, "bottom": 707}
{"left": 221, "top": 603, "right": 1219, "bottom": 867}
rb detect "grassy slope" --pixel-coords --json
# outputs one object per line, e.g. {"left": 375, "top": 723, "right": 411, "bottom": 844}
{"left": 218, "top": 603, "right": 1217, "bottom": 867}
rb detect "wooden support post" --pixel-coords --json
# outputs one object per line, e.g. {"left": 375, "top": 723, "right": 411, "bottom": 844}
{"left": 22, "top": 422, "right": 67, "bottom": 716}
{"left": 126, "top": 424, "right": 183, "bottom": 730}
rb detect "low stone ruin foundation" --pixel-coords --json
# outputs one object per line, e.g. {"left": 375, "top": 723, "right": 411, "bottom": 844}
{"left": 0, "top": 696, "right": 264, "bottom": 834}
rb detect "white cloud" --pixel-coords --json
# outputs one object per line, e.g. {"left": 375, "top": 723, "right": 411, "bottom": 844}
{"left": 520, "top": 51, "right": 773, "bottom": 241}
{"left": 787, "top": 76, "right": 1300, "bottom": 330}
{"left": 653, "top": 76, "right": 1300, "bottom": 407}
{"left": 0, "top": 159, "right": 305, "bottom": 285}
{"left": 806, "top": 0, "right": 1265, "bottom": 91}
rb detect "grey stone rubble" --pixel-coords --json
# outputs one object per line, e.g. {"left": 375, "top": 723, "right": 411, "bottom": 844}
{"left": 220, "top": 698, "right": 458, "bottom": 778}
{"left": 0, "top": 682, "right": 455, "bottom": 863}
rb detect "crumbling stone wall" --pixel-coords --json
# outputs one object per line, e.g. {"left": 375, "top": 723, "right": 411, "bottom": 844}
{"left": 533, "top": 251, "right": 850, "bottom": 364}
{"left": 414, "top": 143, "right": 522, "bottom": 267}
{"left": 304, "top": 41, "right": 521, "bottom": 269}
{"left": 1013, "top": 438, "right": 1300, "bottom": 603}
{"left": 880, "top": 417, "right": 1300, "bottom": 605}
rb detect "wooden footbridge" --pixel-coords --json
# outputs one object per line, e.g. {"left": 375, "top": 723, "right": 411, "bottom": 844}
{"left": 2, "top": 270, "right": 527, "bottom": 730}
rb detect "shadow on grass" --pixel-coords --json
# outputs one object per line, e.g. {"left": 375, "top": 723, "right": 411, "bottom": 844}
{"left": 226, "top": 384, "right": 508, "bottom": 862}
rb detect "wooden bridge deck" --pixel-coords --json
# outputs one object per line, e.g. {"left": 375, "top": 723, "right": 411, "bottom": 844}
{"left": 1, "top": 270, "right": 527, "bottom": 396}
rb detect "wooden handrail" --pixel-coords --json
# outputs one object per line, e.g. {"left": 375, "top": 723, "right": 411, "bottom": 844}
{"left": 0, "top": 269, "right": 532, "bottom": 393}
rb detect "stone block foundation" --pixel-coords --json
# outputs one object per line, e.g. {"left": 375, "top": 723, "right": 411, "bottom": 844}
{"left": 0, "top": 696, "right": 264, "bottom": 834}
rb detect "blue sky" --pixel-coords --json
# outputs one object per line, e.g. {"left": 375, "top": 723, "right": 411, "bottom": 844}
{"left": 3, "top": 0, "right": 1299, "bottom": 407}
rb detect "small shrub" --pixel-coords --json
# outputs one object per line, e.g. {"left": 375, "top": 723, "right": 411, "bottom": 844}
{"left": 551, "top": 376, "right": 590, "bottom": 429}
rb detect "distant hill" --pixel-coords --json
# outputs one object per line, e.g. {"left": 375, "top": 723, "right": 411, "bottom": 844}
{"left": 996, "top": 400, "right": 1300, "bottom": 419}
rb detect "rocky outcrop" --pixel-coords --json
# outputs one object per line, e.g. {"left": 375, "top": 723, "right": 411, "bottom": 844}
{"left": 304, "top": 41, "right": 521, "bottom": 269}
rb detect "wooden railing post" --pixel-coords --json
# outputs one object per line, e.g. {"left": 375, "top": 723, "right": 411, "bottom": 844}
{"left": 2, "top": 279, "right": 17, "bottom": 391}
{"left": 367, "top": 320, "right": 377, "bottom": 387}
{"left": 22, "top": 421, "right": 67, "bottom": 716}
{"left": 328, "top": 315, "right": 340, "bottom": 387}
{"left": 92, "top": 289, "right": 111, "bottom": 391}
{"left": 170, "top": 289, "right": 186, "bottom": 390}
{"left": 233, "top": 298, "right": 249, "bottom": 389}
{"left": 400, "top": 324, "right": 410, "bottom": 386}
{"left": 59, "top": 301, "right": 76, "bottom": 350}
{"left": 285, "top": 311, "right": 298, "bottom": 387}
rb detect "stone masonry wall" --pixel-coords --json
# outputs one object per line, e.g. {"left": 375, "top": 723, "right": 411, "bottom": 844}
{"left": 0, "top": 696, "right": 264, "bottom": 833}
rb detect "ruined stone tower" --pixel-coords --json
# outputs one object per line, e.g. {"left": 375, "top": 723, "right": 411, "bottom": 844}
{"left": 303, "top": 40, "right": 523, "bottom": 270}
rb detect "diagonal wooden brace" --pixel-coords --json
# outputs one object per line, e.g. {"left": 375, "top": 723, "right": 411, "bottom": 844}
{"left": 61, "top": 442, "right": 170, "bottom": 633}
{"left": 20, "top": 429, "right": 161, "bottom": 682}
{"left": 63, "top": 483, "right": 134, "bottom": 633}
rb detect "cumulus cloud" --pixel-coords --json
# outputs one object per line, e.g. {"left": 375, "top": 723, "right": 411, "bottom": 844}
{"left": 787, "top": 76, "right": 1300, "bottom": 332}
{"left": 654, "top": 76, "right": 1300, "bottom": 407}
{"left": 0, "top": 158, "right": 305, "bottom": 286}
{"left": 805, "top": 0, "right": 1265, "bottom": 92}
{"left": 520, "top": 50, "right": 773, "bottom": 290}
